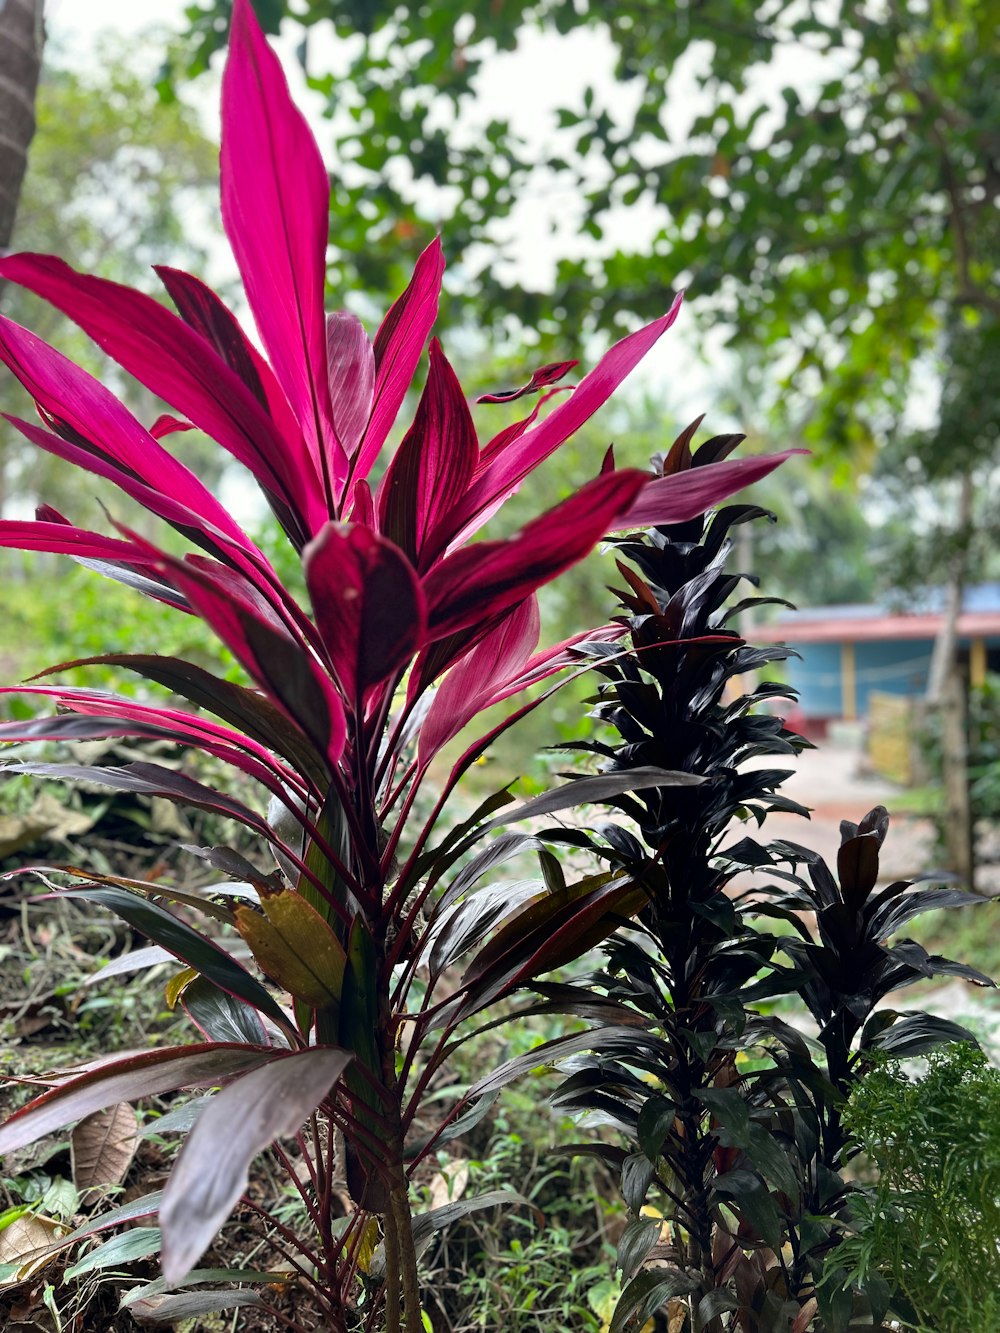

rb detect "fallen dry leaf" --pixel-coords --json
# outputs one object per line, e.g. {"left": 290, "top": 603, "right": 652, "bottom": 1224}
{"left": 71, "top": 1101, "right": 139, "bottom": 1190}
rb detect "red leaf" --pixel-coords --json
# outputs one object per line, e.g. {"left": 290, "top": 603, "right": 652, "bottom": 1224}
{"left": 304, "top": 522, "right": 426, "bottom": 698}
{"left": 166, "top": 557, "right": 347, "bottom": 767}
{"left": 423, "top": 469, "right": 648, "bottom": 641}
{"left": 476, "top": 358, "right": 579, "bottom": 404}
{"left": 614, "top": 450, "right": 806, "bottom": 528}
{"left": 445, "top": 293, "right": 684, "bottom": 542}
{"left": 0, "top": 317, "right": 251, "bottom": 549}
{"left": 376, "top": 338, "right": 478, "bottom": 568}
{"left": 327, "top": 311, "right": 375, "bottom": 458}
{"left": 418, "top": 597, "right": 539, "bottom": 764}
{"left": 353, "top": 236, "right": 445, "bottom": 484}
{"left": 0, "top": 254, "right": 323, "bottom": 542}
{"left": 221, "top": 0, "right": 344, "bottom": 496}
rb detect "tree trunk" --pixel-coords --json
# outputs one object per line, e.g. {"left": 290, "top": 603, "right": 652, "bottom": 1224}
{"left": 925, "top": 473, "right": 975, "bottom": 888}
{"left": 0, "top": 0, "right": 45, "bottom": 254}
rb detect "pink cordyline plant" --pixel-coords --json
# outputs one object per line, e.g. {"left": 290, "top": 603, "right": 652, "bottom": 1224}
{"left": 0, "top": 2, "right": 796, "bottom": 1328}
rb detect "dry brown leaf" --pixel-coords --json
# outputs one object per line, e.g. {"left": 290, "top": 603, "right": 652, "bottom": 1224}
{"left": 71, "top": 1101, "right": 139, "bottom": 1190}
{"left": 0, "top": 1214, "right": 66, "bottom": 1288}
{"left": 667, "top": 1299, "right": 687, "bottom": 1333}
{"left": 428, "top": 1159, "right": 470, "bottom": 1211}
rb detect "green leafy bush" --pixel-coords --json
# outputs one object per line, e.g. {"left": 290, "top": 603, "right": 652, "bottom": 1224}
{"left": 834, "top": 1044, "right": 1000, "bottom": 1332}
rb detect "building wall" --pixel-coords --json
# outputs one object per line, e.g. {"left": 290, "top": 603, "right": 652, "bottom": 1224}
{"left": 785, "top": 634, "right": 1000, "bottom": 721}
{"left": 854, "top": 639, "right": 933, "bottom": 716}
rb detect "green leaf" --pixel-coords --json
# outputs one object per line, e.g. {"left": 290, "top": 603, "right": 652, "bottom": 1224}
{"left": 59, "top": 885, "right": 288, "bottom": 1029}
{"left": 64, "top": 1226, "right": 162, "bottom": 1279}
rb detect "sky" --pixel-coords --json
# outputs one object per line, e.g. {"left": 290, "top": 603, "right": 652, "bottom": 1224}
{"left": 38, "top": 0, "right": 816, "bottom": 433}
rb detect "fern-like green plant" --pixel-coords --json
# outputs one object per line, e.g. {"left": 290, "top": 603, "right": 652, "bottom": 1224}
{"left": 833, "top": 1044, "right": 1000, "bottom": 1332}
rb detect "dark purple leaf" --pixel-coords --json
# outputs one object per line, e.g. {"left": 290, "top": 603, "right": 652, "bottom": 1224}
{"left": 0, "top": 1045, "right": 274, "bottom": 1155}
{"left": 160, "top": 1047, "right": 351, "bottom": 1282}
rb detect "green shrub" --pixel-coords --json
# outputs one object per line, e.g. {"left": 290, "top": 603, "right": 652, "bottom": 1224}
{"left": 834, "top": 1044, "right": 1000, "bottom": 1332}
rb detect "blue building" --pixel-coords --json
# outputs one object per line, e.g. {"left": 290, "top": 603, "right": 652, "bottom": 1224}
{"left": 771, "top": 584, "right": 1000, "bottom": 733}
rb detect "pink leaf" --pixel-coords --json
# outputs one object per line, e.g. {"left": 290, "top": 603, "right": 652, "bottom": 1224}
{"left": 445, "top": 293, "right": 684, "bottom": 542}
{"left": 0, "top": 253, "right": 323, "bottom": 542}
{"left": 326, "top": 311, "right": 375, "bottom": 458}
{"left": 0, "top": 316, "right": 251, "bottom": 549}
{"left": 418, "top": 598, "right": 539, "bottom": 764}
{"left": 614, "top": 450, "right": 806, "bottom": 529}
{"left": 424, "top": 469, "right": 648, "bottom": 642}
{"left": 476, "top": 358, "right": 579, "bottom": 404}
{"left": 304, "top": 523, "right": 426, "bottom": 699}
{"left": 149, "top": 414, "right": 193, "bottom": 439}
{"left": 353, "top": 236, "right": 445, "bottom": 484}
{"left": 221, "top": 0, "right": 344, "bottom": 498}
{"left": 375, "top": 339, "right": 478, "bottom": 569}
{"left": 163, "top": 555, "right": 347, "bottom": 767}
{"left": 0, "top": 520, "right": 160, "bottom": 565}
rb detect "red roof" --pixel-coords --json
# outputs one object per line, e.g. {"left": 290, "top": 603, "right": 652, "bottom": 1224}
{"left": 771, "top": 611, "right": 1000, "bottom": 644}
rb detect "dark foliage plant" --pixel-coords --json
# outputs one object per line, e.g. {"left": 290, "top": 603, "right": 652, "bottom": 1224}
{"left": 0, "top": 2, "right": 797, "bottom": 1328}
{"left": 528, "top": 436, "right": 995, "bottom": 1333}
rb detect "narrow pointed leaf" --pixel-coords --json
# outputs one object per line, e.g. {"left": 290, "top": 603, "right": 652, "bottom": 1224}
{"left": 424, "top": 469, "right": 648, "bottom": 642}
{"left": 449, "top": 296, "right": 683, "bottom": 539}
{"left": 355, "top": 236, "right": 445, "bottom": 482}
{"left": 376, "top": 338, "right": 478, "bottom": 568}
{"left": 304, "top": 522, "right": 426, "bottom": 697}
{"left": 476, "top": 359, "right": 578, "bottom": 404}
{"left": 160, "top": 1047, "right": 352, "bottom": 1283}
{"left": 0, "top": 253, "right": 322, "bottom": 540}
{"left": 615, "top": 450, "right": 806, "bottom": 529}
{"left": 489, "top": 766, "right": 702, "bottom": 827}
{"left": 0, "top": 1045, "right": 273, "bottom": 1156}
{"left": 0, "top": 315, "right": 249, "bottom": 548}
{"left": 52, "top": 885, "right": 288, "bottom": 1027}
{"left": 327, "top": 311, "right": 375, "bottom": 457}
{"left": 221, "top": 0, "right": 342, "bottom": 488}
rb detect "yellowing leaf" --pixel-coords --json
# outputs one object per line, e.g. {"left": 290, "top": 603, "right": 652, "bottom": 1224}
{"left": 235, "top": 890, "right": 347, "bottom": 1009}
{"left": 355, "top": 1217, "right": 379, "bottom": 1275}
{"left": 165, "top": 966, "right": 199, "bottom": 1009}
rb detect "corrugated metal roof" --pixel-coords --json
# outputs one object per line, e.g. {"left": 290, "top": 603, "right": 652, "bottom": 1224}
{"left": 771, "top": 583, "right": 1000, "bottom": 643}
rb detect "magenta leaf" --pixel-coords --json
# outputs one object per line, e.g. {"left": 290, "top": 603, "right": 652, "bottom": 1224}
{"left": 443, "top": 293, "right": 684, "bottom": 542}
{"left": 33, "top": 653, "right": 328, "bottom": 788}
{"left": 149, "top": 414, "right": 193, "bottom": 439}
{"left": 221, "top": 0, "right": 343, "bottom": 497}
{"left": 423, "top": 469, "right": 648, "bottom": 642}
{"left": 353, "top": 236, "right": 445, "bottom": 485}
{"left": 418, "top": 598, "right": 540, "bottom": 765}
{"left": 304, "top": 522, "right": 427, "bottom": 699}
{"left": 612, "top": 450, "right": 806, "bottom": 529}
{"left": 376, "top": 339, "right": 478, "bottom": 568}
{"left": 160, "top": 1048, "right": 352, "bottom": 1284}
{"left": 0, "top": 1045, "right": 275, "bottom": 1156}
{"left": 476, "top": 358, "right": 579, "bottom": 404}
{"left": 0, "top": 315, "right": 252, "bottom": 550}
{"left": 0, "top": 253, "right": 323, "bottom": 544}
{"left": 163, "top": 556, "right": 347, "bottom": 767}
{"left": 327, "top": 311, "right": 375, "bottom": 458}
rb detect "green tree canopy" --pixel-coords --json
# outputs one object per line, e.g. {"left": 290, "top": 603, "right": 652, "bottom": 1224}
{"left": 170, "top": 0, "right": 999, "bottom": 459}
